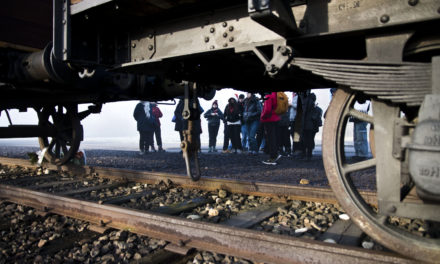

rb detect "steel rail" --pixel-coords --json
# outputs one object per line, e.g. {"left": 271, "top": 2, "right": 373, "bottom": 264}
{"left": 0, "top": 184, "right": 415, "bottom": 264}
{"left": 0, "top": 157, "right": 378, "bottom": 204}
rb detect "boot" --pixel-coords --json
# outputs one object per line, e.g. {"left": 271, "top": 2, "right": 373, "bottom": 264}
{"left": 158, "top": 146, "right": 165, "bottom": 152}
{"left": 213, "top": 146, "right": 218, "bottom": 152}
{"left": 208, "top": 146, "right": 213, "bottom": 153}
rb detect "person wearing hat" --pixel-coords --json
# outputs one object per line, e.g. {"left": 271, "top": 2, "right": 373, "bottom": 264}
{"left": 224, "top": 97, "right": 243, "bottom": 153}
{"left": 204, "top": 100, "right": 224, "bottom": 152}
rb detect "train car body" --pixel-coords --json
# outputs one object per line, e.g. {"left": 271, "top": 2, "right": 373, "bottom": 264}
{"left": 0, "top": 0, "right": 439, "bottom": 262}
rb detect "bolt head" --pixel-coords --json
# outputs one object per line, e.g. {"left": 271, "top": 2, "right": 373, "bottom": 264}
{"left": 223, "top": 33, "right": 228, "bottom": 38}
{"left": 380, "top": 14, "right": 390, "bottom": 23}
{"left": 388, "top": 206, "right": 397, "bottom": 213}
{"left": 148, "top": 45, "right": 153, "bottom": 50}
{"left": 131, "top": 43, "right": 136, "bottom": 48}
{"left": 229, "top": 26, "right": 234, "bottom": 32}
{"left": 229, "top": 37, "right": 234, "bottom": 42}
{"left": 210, "top": 27, "right": 215, "bottom": 33}
{"left": 222, "top": 22, "right": 227, "bottom": 27}
{"left": 408, "top": 0, "right": 418, "bottom": 6}
{"left": 223, "top": 43, "right": 228, "bottom": 47}
{"left": 204, "top": 37, "right": 210, "bottom": 42}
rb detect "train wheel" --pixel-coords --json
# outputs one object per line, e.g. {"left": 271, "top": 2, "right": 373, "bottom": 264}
{"left": 322, "top": 89, "right": 440, "bottom": 263}
{"left": 37, "top": 105, "right": 83, "bottom": 165}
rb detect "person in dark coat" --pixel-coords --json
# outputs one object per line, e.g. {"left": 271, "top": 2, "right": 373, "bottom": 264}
{"left": 174, "top": 98, "right": 204, "bottom": 150}
{"left": 301, "top": 93, "right": 321, "bottom": 161}
{"left": 224, "top": 97, "right": 242, "bottom": 153}
{"left": 238, "top": 94, "right": 248, "bottom": 151}
{"left": 242, "top": 93, "right": 261, "bottom": 154}
{"left": 204, "top": 100, "right": 224, "bottom": 152}
{"left": 174, "top": 99, "right": 185, "bottom": 142}
{"left": 151, "top": 102, "right": 164, "bottom": 152}
{"left": 133, "top": 101, "right": 155, "bottom": 155}
{"left": 261, "top": 92, "right": 281, "bottom": 165}
{"left": 277, "top": 111, "right": 291, "bottom": 156}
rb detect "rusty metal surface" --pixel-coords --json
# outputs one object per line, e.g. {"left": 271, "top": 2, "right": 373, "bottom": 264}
{"left": 0, "top": 157, "right": 379, "bottom": 205}
{"left": 0, "top": 183, "right": 416, "bottom": 264}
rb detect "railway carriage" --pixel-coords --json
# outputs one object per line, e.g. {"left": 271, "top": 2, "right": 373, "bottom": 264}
{"left": 0, "top": 0, "right": 439, "bottom": 262}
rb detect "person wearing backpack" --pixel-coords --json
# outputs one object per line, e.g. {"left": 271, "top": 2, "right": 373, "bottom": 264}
{"left": 301, "top": 93, "right": 322, "bottom": 161}
{"left": 261, "top": 92, "right": 281, "bottom": 165}
{"left": 133, "top": 101, "right": 155, "bottom": 155}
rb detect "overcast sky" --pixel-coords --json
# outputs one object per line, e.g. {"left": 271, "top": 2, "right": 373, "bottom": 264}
{"left": 0, "top": 88, "right": 333, "bottom": 149}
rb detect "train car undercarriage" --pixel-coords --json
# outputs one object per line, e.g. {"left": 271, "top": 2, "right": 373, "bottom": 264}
{"left": 0, "top": 0, "right": 439, "bottom": 262}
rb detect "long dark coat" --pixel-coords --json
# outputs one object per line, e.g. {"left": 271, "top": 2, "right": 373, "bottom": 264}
{"left": 133, "top": 103, "right": 154, "bottom": 132}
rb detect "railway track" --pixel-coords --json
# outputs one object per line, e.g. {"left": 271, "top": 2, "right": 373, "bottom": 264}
{"left": 0, "top": 157, "right": 419, "bottom": 263}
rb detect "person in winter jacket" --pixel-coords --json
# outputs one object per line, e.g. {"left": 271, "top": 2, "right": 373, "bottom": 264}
{"left": 151, "top": 102, "right": 165, "bottom": 152}
{"left": 289, "top": 93, "right": 298, "bottom": 154}
{"left": 237, "top": 94, "right": 248, "bottom": 151}
{"left": 261, "top": 92, "right": 281, "bottom": 165}
{"left": 173, "top": 98, "right": 187, "bottom": 144}
{"left": 224, "top": 97, "right": 242, "bottom": 153}
{"left": 174, "top": 98, "right": 204, "bottom": 149}
{"left": 204, "top": 100, "right": 224, "bottom": 152}
{"left": 301, "top": 93, "right": 321, "bottom": 161}
{"left": 242, "top": 93, "right": 261, "bottom": 154}
{"left": 133, "top": 101, "right": 155, "bottom": 155}
{"left": 277, "top": 111, "right": 291, "bottom": 156}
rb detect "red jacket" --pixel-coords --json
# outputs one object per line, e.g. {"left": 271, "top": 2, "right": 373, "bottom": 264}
{"left": 260, "top": 92, "right": 280, "bottom": 123}
{"left": 152, "top": 106, "right": 163, "bottom": 126}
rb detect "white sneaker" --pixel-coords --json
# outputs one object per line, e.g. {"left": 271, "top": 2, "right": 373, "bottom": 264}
{"left": 262, "top": 159, "right": 277, "bottom": 165}
{"left": 275, "top": 154, "right": 282, "bottom": 161}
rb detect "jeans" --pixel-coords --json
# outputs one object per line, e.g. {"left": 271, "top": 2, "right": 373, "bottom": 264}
{"left": 241, "top": 124, "right": 249, "bottom": 150}
{"left": 354, "top": 121, "right": 369, "bottom": 157}
{"left": 244, "top": 120, "right": 259, "bottom": 152}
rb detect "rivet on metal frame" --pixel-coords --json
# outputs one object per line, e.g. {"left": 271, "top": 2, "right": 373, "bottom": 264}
{"left": 380, "top": 15, "right": 390, "bottom": 23}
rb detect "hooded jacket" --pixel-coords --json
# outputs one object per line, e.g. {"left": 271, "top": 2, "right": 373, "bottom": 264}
{"left": 260, "top": 92, "right": 280, "bottom": 123}
{"left": 224, "top": 98, "right": 241, "bottom": 124}
{"left": 133, "top": 102, "right": 154, "bottom": 131}
{"left": 204, "top": 102, "right": 224, "bottom": 126}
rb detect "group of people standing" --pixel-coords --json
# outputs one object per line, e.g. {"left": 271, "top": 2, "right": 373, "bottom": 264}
{"left": 202, "top": 91, "right": 322, "bottom": 165}
{"left": 133, "top": 90, "right": 324, "bottom": 165}
{"left": 133, "top": 101, "right": 165, "bottom": 154}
